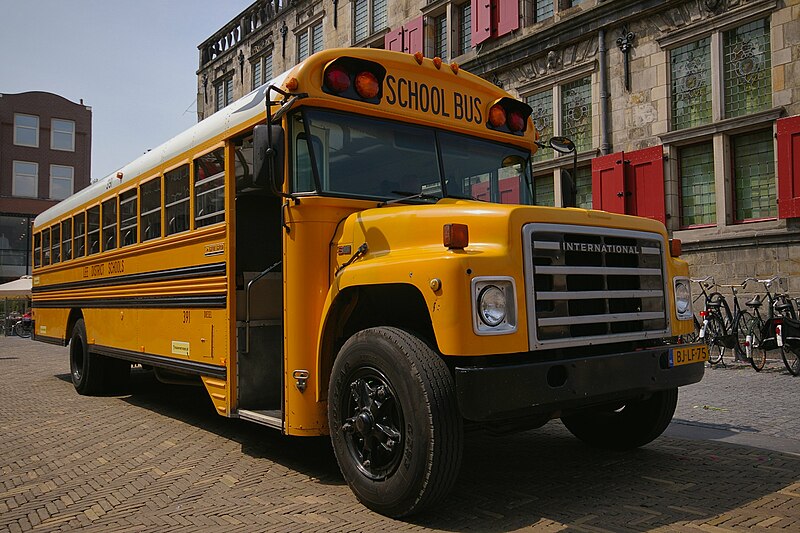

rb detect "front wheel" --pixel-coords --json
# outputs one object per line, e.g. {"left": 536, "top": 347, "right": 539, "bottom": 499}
{"left": 328, "top": 327, "right": 463, "bottom": 518}
{"left": 13, "top": 322, "right": 31, "bottom": 338}
{"left": 780, "top": 344, "right": 800, "bottom": 376}
{"left": 561, "top": 388, "right": 678, "bottom": 450}
{"left": 704, "top": 314, "right": 726, "bottom": 365}
{"left": 746, "top": 315, "right": 767, "bottom": 372}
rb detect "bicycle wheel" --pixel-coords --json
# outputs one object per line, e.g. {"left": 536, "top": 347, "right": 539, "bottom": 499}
{"left": 13, "top": 322, "right": 31, "bottom": 338}
{"left": 704, "top": 314, "right": 726, "bottom": 365}
{"left": 734, "top": 310, "right": 754, "bottom": 362}
{"left": 746, "top": 315, "right": 767, "bottom": 372}
{"left": 780, "top": 344, "right": 800, "bottom": 376}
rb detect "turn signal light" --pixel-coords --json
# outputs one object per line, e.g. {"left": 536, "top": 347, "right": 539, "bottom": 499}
{"left": 443, "top": 223, "right": 469, "bottom": 250}
{"left": 669, "top": 238, "right": 682, "bottom": 257}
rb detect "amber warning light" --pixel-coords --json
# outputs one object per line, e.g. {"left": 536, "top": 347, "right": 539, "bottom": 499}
{"left": 486, "top": 97, "right": 532, "bottom": 136}
{"left": 443, "top": 223, "right": 469, "bottom": 250}
{"left": 322, "top": 57, "right": 386, "bottom": 104}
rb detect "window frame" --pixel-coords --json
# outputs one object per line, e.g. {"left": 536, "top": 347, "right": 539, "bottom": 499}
{"left": 13, "top": 113, "right": 39, "bottom": 148}
{"left": 51, "top": 118, "right": 76, "bottom": 152}
{"left": 139, "top": 175, "right": 163, "bottom": 242}
{"left": 49, "top": 165, "right": 74, "bottom": 200}
{"left": 12, "top": 160, "right": 39, "bottom": 198}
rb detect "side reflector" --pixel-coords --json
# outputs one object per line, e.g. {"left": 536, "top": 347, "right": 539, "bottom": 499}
{"left": 670, "top": 238, "right": 682, "bottom": 257}
{"left": 443, "top": 224, "right": 469, "bottom": 249}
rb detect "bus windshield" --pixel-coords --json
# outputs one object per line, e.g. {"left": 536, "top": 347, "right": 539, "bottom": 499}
{"left": 292, "top": 108, "right": 533, "bottom": 205}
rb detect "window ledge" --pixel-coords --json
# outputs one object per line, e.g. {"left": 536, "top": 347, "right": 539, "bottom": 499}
{"left": 675, "top": 218, "right": 798, "bottom": 252}
{"left": 659, "top": 107, "right": 785, "bottom": 145}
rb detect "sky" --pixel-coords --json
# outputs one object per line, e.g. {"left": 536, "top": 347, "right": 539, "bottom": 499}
{"left": 1, "top": 0, "right": 254, "bottom": 181}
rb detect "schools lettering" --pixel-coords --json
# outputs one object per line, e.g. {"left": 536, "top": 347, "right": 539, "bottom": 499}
{"left": 385, "top": 75, "right": 483, "bottom": 124}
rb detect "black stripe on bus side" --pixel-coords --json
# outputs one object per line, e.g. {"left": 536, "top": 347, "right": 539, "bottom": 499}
{"left": 31, "top": 262, "right": 226, "bottom": 294}
{"left": 32, "top": 333, "right": 66, "bottom": 347}
{"left": 91, "top": 345, "right": 227, "bottom": 380}
{"left": 31, "top": 294, "right": 227, "bottom": 309}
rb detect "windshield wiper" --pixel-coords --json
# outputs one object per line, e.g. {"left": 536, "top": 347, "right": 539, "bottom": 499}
{"left": 378, "top": 190, "right": 441, "bottom": 207}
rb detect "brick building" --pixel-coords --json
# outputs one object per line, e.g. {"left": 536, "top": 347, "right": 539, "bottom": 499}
{"left": 0, "top": 92, "right": 92, "bottom": 283}
{"left": 197, "top": 0, "right": 800, "bottom": 292}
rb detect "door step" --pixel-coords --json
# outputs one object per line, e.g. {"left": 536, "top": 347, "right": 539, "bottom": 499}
{"left": 237, "top": 409, "right": 283, "bottom": 430}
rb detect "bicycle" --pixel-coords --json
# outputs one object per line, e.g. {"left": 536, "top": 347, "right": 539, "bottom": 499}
{"left": 12, "top": 316, "right": 32, "bottom": 338}
{"left": 743, "top": 276, "right": 795, "bottom": 372}
{"left": 774, "top": 297, "right": 800, "bottom": 376}
{"left": 712, "top": 280, "right": 755, "bottom": 365}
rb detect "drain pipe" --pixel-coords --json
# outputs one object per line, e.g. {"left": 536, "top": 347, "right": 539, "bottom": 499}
{"left": 598, "top": 29, "right": 611, "bottom": 155}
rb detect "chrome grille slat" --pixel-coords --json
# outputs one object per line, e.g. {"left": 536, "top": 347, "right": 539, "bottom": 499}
{"left": 523, "top": 223, "right": 669, "bottom": 349}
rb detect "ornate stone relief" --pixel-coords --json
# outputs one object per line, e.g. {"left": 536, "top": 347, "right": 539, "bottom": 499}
{"left": 501, "top": 36, "right": 599, "bottom": 92}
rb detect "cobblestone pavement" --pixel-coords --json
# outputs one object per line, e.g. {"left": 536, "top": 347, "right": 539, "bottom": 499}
{"left": 1, "top": 336, "right": 798, "bottom": 532}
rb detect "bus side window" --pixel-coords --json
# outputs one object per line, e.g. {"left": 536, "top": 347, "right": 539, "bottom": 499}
{"left": 140, "top": 177, "right": 161, "bottom": 242}
{"left": 194, "top": 147, "right": 225, "bottom": 228}
{"left": 61, "top": 219, "right": 72, "bottom": 261}
{"left": 51, "top": 224, "right": 61, "bottom": 264}
{"left": 73, "top": 212, "right": 86, "bottom": 258}
{"left": 120, "top": 189, "right": 137, "bottom": 247}
{"left": 87, "top": 206, "right": 100, "bottom": 255}
{"left": 33, "top": 232, "right": 41, "bottom": 268}
{"left": 102, "top": 197, "right": 118, "bottom": 252}
{"left": 165, "top": 165, "right": 190, "bottom": 235}
{"left": 42, "top": 228, "right": 51, "bottom": 266}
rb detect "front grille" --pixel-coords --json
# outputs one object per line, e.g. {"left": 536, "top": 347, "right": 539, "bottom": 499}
{"left": 523, "top": 223, "right": 668, "bottom": 349}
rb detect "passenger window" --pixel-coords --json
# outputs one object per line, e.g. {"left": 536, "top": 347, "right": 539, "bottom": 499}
{"left": 120, "top": 189, "right": 137, "bottom": 247}
{"left": 61, "top": 219, "right": 72, "bottom": 261}
{"left": 33, "top": 232, "right": 41, "bottom": 268}
{"left": 102, "top": 197, "right": 117, "bottom": 251}
{"left": 73, "top": 212, "right": 86, "bottom": 257}
{"left": 87, "top": 206, "right": 100, "bottom": 255}
{"left": 194, "top": 148, "right": 225, "bottom": 228}
{"left": 165, "top": 164, "right": 190, "bottom": 235}
{"left": 140, "top": 177, "right": 162, "bottom": 241}
{"left": 42, "top": 228, "right": 51, "bottom": 265}
{"left": 51, "top": 224, "right": 61, "bottom": 264}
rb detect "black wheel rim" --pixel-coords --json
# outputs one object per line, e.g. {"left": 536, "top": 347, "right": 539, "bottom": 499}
{"left": 339, "top": 366, "right": 404, "bottom": 481}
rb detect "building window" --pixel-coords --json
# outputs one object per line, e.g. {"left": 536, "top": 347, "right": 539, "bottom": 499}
{"left": 679, "top": 143, "right": 715, "bottom": 227}
{"left": 51, "top": 119, "right": 76, "bottom": 151}
{"left": 457, "top": 3, "right": 471, "bottom": 56}
{"left": 535, "top": 0, "right": 554, "bottom": 21}
{"left": 299, "top": 21, "right": 324, "bottom": 62}
{"left": 724, "top": 19, "right": 771, "bottom": 119}
{"left": 13, "top": 161, "right": 38, "bottom": 198}
{"left": 433, "top": 13, "right": 447, "bottom": 59}
{"left": 534, "top": 174, "right": 555, "bottom": 206}
{"left": 14, "top": 114, "right": 39, "bottom": 147}
{"left": 354, "top": 0, "right": 387, "bottom": 42}
{"left": 215, "top": 77, "right": 233, "bottom": 111}
{"left": 0, "top": 215, "right": 32, "bottom": 278}
{"left": 733, "top": 129, "right": 775, "bottom": 222}
{"left": 527, "top": 91, "right": 553, "bottom": 162}
{"left": 252, "top": 52, "right": 273, "bottom": 89}
{"left": 49, "top": 165, "right": 74, "bottom": 200}
{"left": 561, "top": 76, "right": 592, "bottom": 153}
{"left": 670, "top": 38, "right": 711, "bottom": 130}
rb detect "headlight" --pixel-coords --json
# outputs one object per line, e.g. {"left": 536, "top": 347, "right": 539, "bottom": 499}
{"left": 478, "top": 285, "right": 507, "bottom": 327}
{"left": 674, "top": 278, "right": 692, "bottom": 320}
{"left": 472, "top": 277, "right": 517, "bottom": 335}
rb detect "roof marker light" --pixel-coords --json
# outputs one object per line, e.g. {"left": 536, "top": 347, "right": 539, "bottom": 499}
{"left": 433, "top": 57, "right": 443, "bottom": 69}
{"left": 285, "top": 77, "right": 299, "bottom": 91}
{"left": 414, "top": 52, "right": 424, "bottom": 64}
{"left": 450, "top": 62, "right": 459, "bottom": 74}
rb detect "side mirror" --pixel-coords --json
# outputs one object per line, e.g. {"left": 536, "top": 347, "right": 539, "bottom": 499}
{"left": 253, "top": 124, "right": 285, "bottom": 193}
{"left": 549, "top": 135, "right": 576, "bottom": 154}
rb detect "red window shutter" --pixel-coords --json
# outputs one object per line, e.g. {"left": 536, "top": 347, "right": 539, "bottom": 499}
{"left": 495, "top": 0, "right": 519, "bottom": 37}
{"left": 777, "top": 115, "right": 800, "bottom": 219}
{"left": 626, "top": 145, "right": 666, "bottom": 226}
{"left": 471, "top": 0, "right": 492, "bottom": 46}
{"left": 385, "top": 27, "right": 403, "bottom": 52}
{"left": 471, "top": 181, "right": 490, "bottom": 201}
{"left": 404, "top": 16, "right": 423, "bottom": 55}
{"left": 591, "top": 151, "right": 626, "bottom": 215}
{"left": 499, "top": 176, "right": 520, "bottom": 204}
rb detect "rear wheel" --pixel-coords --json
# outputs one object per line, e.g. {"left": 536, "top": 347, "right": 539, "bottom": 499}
{"left": 734, "top": 310, "right": 754, "bottom": 361}
{"left": 561, "top": 388, "right": 678, "bottom": 450}
{"left": 328, "top": 327, "right": 462, "bottom": 518}
{"left": 704, "top": 314, "right": 726, "bottom": 365}
{"left": 69, "top": 319, "right": 130, "bottom": 394}
{"left": 747, "top": 315, "right": 767, "bottom": 372}
{"left": 780, "top": 344, "right": 800, "bottom": 376}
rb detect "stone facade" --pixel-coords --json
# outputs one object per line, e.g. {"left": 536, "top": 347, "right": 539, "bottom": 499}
{"left": 197, "top": 0, "right": 800, "bottom": 296}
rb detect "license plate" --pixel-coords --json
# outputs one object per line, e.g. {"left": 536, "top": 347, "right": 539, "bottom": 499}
{"left": 669, "top": 344, "right": 709, "bottom": 367}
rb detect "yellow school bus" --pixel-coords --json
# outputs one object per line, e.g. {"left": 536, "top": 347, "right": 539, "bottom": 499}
{"left": 31, "top": 48, "right": 706, "bottom": 517}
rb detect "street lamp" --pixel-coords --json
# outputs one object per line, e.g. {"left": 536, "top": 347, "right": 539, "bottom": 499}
{"left": 536, "top": 136, "right": 578, "bottom": 208}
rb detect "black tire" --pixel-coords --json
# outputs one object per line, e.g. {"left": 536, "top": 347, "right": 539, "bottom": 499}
{"left": 561, "top": 388, "right": 678, "bottom": 450}
{"left": 780, "top": 344, "right": 800, "bottom": 376}
{"left": 746, "top": 315, "right": 767, "bottom": 372}
{"left": 328, "top": 327, "right": 463, "bottom": 518}
{"left": 704, "top": 314, "right": 726, "bottom": 365}
{"left": 13, "top": 322, "right": 31, "bottom": 338}
{"left": 734, "top": 310, "right": 754, "bottom": 361}
{"left": 70, "top": 319, "right": 105, "bottom": 395}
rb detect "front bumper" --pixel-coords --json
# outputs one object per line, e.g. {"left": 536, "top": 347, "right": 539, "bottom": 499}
{"left": 455, "top": 345, "right": 704, "bottom": 421}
